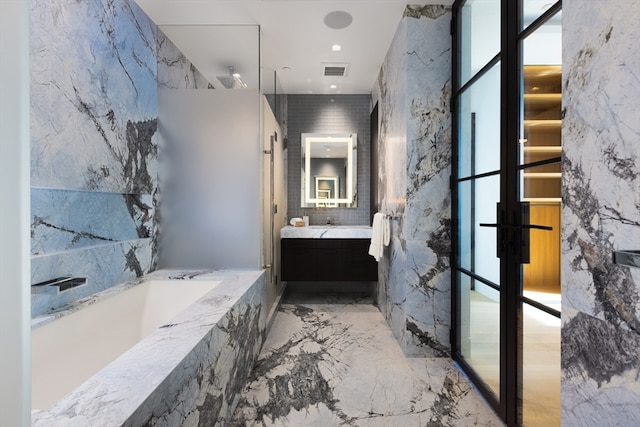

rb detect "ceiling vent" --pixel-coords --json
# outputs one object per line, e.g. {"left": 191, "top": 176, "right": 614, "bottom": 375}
{"left": 322, "top": 63, "right": 350, "bottom": 77}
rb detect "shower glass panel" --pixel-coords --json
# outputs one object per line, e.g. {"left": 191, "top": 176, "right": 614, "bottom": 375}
{"left": 157, "top": 25, "right": 262, "bottom": 269}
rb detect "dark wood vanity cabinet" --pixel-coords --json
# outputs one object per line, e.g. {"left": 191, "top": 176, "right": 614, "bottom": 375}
{"left": 281, "top": 238, "right": 377, "bottom": 282}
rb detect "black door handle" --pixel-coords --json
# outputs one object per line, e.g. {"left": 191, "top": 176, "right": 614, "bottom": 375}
{"left": 478, "top": 203, "right": 552, "bottom": 263}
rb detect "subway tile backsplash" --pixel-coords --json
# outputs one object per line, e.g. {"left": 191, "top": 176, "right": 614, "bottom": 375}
{"left": 286, "top": 94, "right": 372, "bottom": 226}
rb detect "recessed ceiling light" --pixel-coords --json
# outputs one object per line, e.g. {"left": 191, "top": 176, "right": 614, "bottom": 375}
{"left": 331, "top": 44, "right": 341, "bottom": 52}
{"left": 330, "top": 84, "right": 337, "bottom": 89}
{"left": 324, "top": 11, "right": 353, "bottom": 30}
{"left": 282, "top": 66, "right": 291, "bottom": 72}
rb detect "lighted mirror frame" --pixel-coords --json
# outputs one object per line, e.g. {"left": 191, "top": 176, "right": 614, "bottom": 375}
{"left": 301, "top": 133, "right": 356, "bottom": 207}
{"left": 315, "top": 176, "right": 338, "bottom": 207}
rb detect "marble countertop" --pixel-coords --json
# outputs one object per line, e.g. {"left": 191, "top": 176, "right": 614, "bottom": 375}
{"left": 281, "top": 225, "right": 372, "bottom": 239}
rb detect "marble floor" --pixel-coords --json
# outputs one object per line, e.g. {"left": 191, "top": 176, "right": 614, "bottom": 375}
{"left": 231, "top": 290, "right": 503, "bottom": 427}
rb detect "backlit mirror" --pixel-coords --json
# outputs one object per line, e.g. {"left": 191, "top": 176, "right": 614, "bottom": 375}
{"left": 301, "top": 133, "right": 357, "bottom": 208}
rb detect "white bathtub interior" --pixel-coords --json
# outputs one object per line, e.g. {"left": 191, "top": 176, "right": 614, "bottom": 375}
{"left": 31, "top": 279, "right": 221, "bottom": 410}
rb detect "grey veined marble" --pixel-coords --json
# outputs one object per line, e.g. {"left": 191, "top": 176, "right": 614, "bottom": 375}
{"left": 232, "top": 298, "right": 502, "bottom": 426}
{"left": 32, "top": 269, "right": 267, "bottom": 427}
{"left": 281, "top": 225, "right": 373, "bottom": 239}
{"left": 371, "top": 5, "right": 452, "bottom": 358}
{"left": 561, "top": 0, "right": 640, "bottom": 425}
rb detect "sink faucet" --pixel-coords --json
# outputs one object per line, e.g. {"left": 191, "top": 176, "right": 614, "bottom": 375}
{"left": 326, "top": 216, "right": 332, "bottom": 225}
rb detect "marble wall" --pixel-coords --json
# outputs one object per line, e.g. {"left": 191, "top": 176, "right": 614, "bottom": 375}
{"left": 157, "top": 29, "right": 213, "bottom": 90}
{"left": 561, "top": 1, "right": 640, "bottom": 425}
{"left": 372, "top": 5, "right": 452, "bottom": 357}
{"left": 30, "top": 0, "right": 157, "bottom": 316}
{"left": 29, "top": 0, "right": 209, "bottom": 316}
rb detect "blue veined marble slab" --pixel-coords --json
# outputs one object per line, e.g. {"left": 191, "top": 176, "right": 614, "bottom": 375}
{"left": 31, "top": 188, "right": 154, "bottom": 255}
{"left": 30, "top": 0, "right": 158, "bottom": 193}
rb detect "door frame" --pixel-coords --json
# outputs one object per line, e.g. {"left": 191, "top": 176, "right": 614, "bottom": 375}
{"left": 450, "top": 1, "right": 563, "bottom": 425}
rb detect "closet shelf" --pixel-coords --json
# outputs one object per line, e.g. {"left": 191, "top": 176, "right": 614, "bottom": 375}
{"left": 524, "top": 119, "right": 562, "bottom": 129}
{"left": 522, "top": 197, "right": 562, "bottom": 202}
{"left": 523, "top": 172, "right": 562, "bottom": 178}
{"left": 522, "top": 146, "right": 562, "bottom": 152}
{"left": 524, "top": 93, "right": 562, "bottom": 103}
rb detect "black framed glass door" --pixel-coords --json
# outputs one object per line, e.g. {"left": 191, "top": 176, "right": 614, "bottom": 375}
{"left": 452, "top": 1, "right": 562, "bottom": 425}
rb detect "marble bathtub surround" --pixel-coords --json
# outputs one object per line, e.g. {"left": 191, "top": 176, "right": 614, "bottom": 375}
{"left": 281, "top": 225, "right": 373, "bottom": 239}
{"left": 32, "top": 269, "right": 267, "bottom": 426}
{"left": 232, "top": 293, "right": 502, "bottom": 426}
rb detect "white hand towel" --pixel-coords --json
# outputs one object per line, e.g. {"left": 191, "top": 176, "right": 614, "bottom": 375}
{"left": 383, "top": 215, "right": 390, "bottom": 246}
{"left": 368, "top": 212, "right": 386, "bottom": 262}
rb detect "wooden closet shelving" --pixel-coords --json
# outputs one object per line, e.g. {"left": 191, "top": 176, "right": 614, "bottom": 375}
{"left": 522, "top": 65, "right": 562, "bottom": 294}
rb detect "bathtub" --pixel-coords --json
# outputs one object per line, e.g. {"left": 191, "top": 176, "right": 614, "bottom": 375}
{"left": 31, "top": 269, "right": 266, "bottom": 426}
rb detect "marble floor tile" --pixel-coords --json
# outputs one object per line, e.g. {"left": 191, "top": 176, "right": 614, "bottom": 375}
{"left": 231, "top": 291, "right": 503, "bottom": 427}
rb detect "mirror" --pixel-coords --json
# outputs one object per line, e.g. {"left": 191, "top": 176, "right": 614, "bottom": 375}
{"left": 301, "top": 133, "right": 357, "bottom": 208}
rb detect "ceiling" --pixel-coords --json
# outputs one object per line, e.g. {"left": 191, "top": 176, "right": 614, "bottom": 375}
{"left": 135, "top": 0, "right": 454, "bottom": 95}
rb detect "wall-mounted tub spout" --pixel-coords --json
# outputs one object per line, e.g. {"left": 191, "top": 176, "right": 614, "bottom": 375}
{"left": 31, "top": 277, "right": 87, "bottom": 295}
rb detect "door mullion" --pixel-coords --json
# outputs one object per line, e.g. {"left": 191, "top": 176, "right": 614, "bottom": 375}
{"left": 500, "top": 0, "right": 523, "bottom": 425}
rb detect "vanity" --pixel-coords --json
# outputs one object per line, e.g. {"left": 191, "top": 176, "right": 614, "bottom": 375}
{"left": 283, "top": 133, "right": 376, "bottom": 282}
{"left": 281, "top": 226, "right": 377, "bottom": 282}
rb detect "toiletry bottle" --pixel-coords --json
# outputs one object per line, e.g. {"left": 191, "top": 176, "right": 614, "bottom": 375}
{"left": 303, "top": 211, "right": 309, "bottom": 227}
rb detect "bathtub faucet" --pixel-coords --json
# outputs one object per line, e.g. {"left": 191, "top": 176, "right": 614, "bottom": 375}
{"left": 32, "top": 277, "right": 87, "bottom": 295}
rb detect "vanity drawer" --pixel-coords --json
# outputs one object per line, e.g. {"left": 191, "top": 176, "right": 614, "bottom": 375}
{"left": 281, "top": 239, "right": 317, "bottom": 281}
{"left": 342, "top": 240, "right": 378, "bottom": 281}
{"left": 281, "top": 238, "right": 377, "bottom": 282}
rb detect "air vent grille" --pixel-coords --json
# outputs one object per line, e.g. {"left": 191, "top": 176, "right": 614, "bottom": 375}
{"left": 322, "top": 63, "right": 350, "bottom": 78}
{"left": 324, "top": 66, "right": 346, "bottom": 77}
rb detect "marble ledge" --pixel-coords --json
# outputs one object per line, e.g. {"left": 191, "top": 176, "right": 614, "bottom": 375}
{"left": 281, "top": 225, "right": 372, "bottom": 239}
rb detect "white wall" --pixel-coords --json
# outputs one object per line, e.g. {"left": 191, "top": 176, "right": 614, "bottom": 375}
{"left": 0, "top": 0, "right": 31, "bottom": 424}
